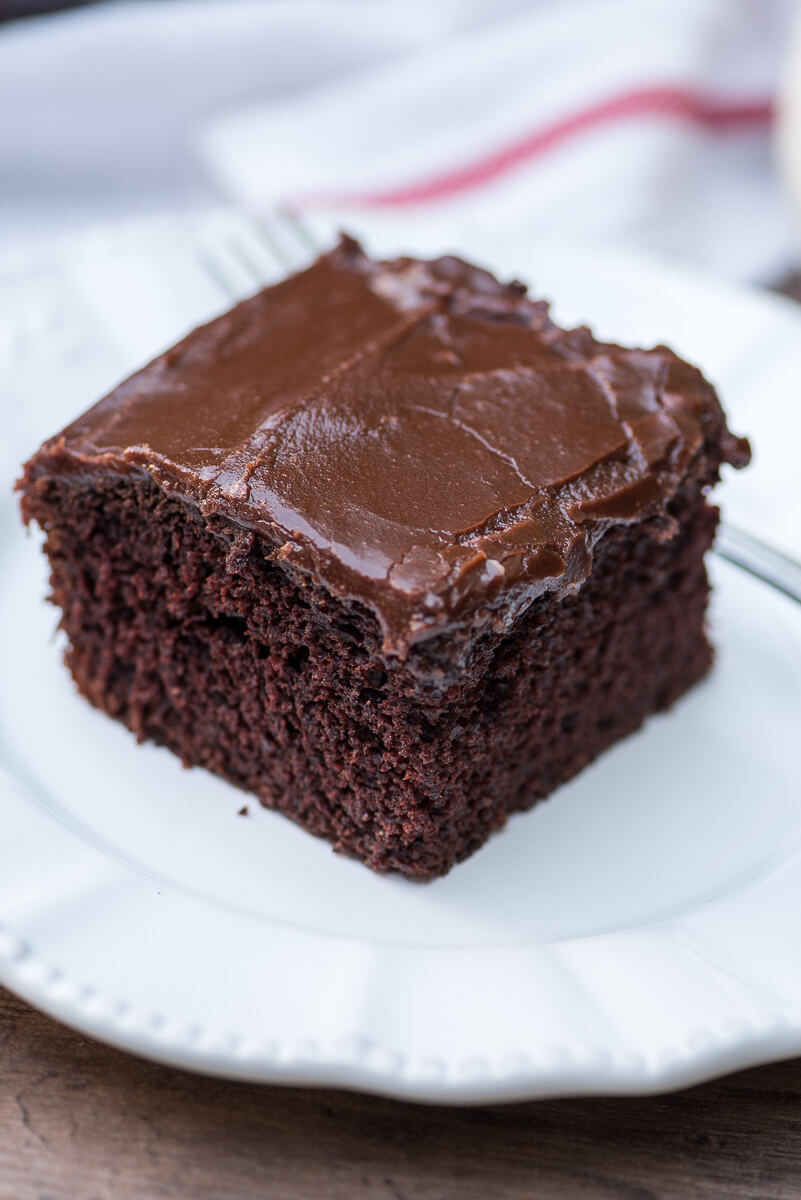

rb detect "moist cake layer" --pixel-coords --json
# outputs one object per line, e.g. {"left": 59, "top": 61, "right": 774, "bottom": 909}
{"left": 21, "top": 471, "right": 718, "bottom": 879}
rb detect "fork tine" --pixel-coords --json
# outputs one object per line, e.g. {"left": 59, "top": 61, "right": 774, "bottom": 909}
{"left": 237, "top": 211, "right": 315, "bottom": 277}
{"left": 227, "top": 213, "right": 296, "bottom": 280}
{"left": 194, "top": 246, "right": 241, "bottom": 303}
{"left": 223, "top": 233, "right": 280, "bottom": 290}
{"left": 191, "top": 210, "right": 320, "bottom": 314}
{"left": 194, "top": 218, "right": 269, "bottom": 300}
{"left": 277, "top": 208, "right": 321, "bottom": 256}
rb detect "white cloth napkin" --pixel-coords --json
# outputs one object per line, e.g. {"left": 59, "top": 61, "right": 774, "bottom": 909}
{"left": 1, "top": 0, "right": 798, "bottom": 281}
{"left": 0, "top": 0, "right": 532, "bottom": 249}
{"left": 199, "top": 0, "right": 801, "bottom": 282}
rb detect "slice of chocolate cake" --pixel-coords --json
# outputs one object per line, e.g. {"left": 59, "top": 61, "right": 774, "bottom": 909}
{"left": 17, "top": 237, "right": 750, "bottom": 879}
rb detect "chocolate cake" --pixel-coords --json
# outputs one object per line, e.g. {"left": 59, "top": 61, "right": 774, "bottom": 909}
{"left": 17, "top": 237, "right": 750, "bottom": 879}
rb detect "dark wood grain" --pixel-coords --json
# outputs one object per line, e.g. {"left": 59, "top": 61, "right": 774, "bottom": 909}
{"left": 3, "top": 987, "right": 801, "bottom": 1200}
{"left": 0, "top": 1, "right": 97, "bottom": 22}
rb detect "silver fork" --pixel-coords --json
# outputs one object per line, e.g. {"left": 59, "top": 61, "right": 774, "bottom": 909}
{"left": 196, "top": 209, "right": 801, "bottom": 606}
{"left": 194, "top": 208, "right": 318, "bottom": 301}
{"left": 714, "top": 524, "right": 801, "bottom": 605}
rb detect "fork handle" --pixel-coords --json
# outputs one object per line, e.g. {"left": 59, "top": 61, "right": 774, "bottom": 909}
{"left": 715, "top": 523, "right": 801, "bottom": 604}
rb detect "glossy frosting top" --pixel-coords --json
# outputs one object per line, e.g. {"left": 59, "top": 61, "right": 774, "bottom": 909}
{"left": 28, "top": 237, "right": 750, "bottom": 655}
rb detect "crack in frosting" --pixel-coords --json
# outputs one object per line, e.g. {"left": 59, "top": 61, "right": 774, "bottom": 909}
{"left": 22, "top": 236, "right": 750, "bottom": 656}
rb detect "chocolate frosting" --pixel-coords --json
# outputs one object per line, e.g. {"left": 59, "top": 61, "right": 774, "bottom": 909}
{"left": 25, "top": 237, "right": 750, "bottom": 656}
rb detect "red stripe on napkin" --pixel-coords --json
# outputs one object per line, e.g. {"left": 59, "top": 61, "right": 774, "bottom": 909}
{"left": 291, "top": 86, "right": 773, "bottom": 210}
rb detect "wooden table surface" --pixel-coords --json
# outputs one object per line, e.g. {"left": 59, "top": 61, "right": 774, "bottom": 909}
{"left": 4, "top": 985, "right": 801, "bottom": 1200}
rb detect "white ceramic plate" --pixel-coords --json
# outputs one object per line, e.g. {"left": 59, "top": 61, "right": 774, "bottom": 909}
{"left": 1, "top": 213, "right": 800, "bottom": 1104}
